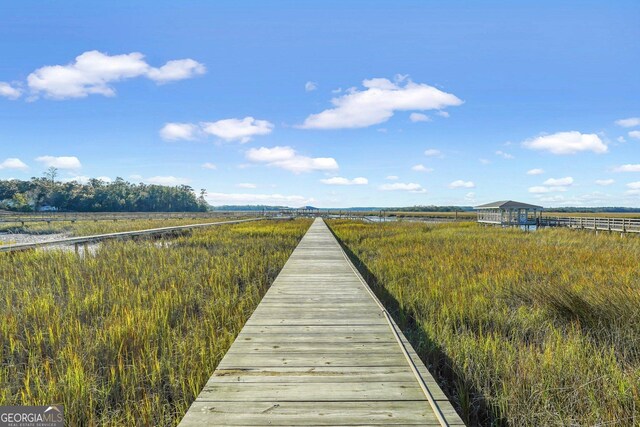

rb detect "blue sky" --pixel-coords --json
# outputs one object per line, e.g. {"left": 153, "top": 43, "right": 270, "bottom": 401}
{"left": 1, "top": 1, "right": 639, "bottom": 208}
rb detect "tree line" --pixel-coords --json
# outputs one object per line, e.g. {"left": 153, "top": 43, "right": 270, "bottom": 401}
{"left": 0, "top": 170, "right": 208, "bottom": 212}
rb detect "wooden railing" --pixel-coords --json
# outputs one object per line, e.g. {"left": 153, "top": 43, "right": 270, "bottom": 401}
{"left": 539, "top": 216, "right": 640, "bottom": 233}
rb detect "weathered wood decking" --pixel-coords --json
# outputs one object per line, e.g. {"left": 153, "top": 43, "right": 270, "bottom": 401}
{"left": 179, "top": 218, "right": 464, "bottom": 426}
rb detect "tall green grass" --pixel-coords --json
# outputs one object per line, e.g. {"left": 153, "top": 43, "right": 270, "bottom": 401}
{"left": 328, "top": 220, "right": 640, "bottom": 426}
{"left": 0, "top": 219, "right": 310, "bottom": 426}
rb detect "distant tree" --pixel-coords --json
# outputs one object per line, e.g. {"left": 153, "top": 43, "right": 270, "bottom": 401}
{"left": 44, "top": 167, "right": 58, "bottom": 184}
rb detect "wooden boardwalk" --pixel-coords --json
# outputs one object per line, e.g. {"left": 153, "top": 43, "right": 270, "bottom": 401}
{"left": 179, "top": 218, "right": 463, "bottom": 426}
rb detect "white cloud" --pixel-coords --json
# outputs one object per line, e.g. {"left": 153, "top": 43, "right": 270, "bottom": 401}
{"left": 26, "top": 50, "right": 205, "bottom": 99}
{"left": 626, "top": 182, "right": 640, "bottom": 195}
{"left": 424, "top": 149, "right": 442, "bottom": 157}
{"left": 237, "top": 183, "right": 257, "bottom": 189}
{"left": 145, "top": 59, "right": 206, "bottom": 83}
{"left": 63, "top": 175, "right": 91, "bottom": 184}
{"left": 36, "top": 156, "right": 81, "bottom": 169}
{"left": 595, "top": 179, "right": 615, "bottom": 186}
{"left": 145, "top": 176, "right": 191, "bottom": 186}
{"left": 206, "top": 192, "right": 315, "bottom": 206}
{"left": 526, "top": 168, "right": 544, "bottom": 175}
{"left": 617, "top": 136, "right": 627, "bottom": 143}
{"left": 409, "top": 112, "right": 431, "bottom": 122}
{"left": 320, "top": 176, "right": 368, "bottom": 185}
{"left": 495, "top": 150, "right": 514, "bottom": 159}
{"left": 479, "top": 158, "right": 491, "bottom": 165}
{"left": 201, "top": 162, "right": 217, "bottom": 170}
{"left": 385, "top": 175, "right": 399, "bottom": 180}
{"left": 305, "top": 81, "right": 318, "bottom": 92}
{"left": 436, "top": 111, "right": 450, "bottom": 118}
{"left": 246, "top": 146, "right": 339, "bottom": 174}
{"left": 523, "top": 131, "right": 607, "bottom": 155}
{"left": 95, "top": 176, "right": 112, "bottom": 183}
{"left": 615, "top": 117, "right": 640, "bottom": 128}
{"left": 201, "top": 117, "right": 273, "bottom": 143}
{"left": 626, "top": 182, "right": 640, "bottom": 189}
{"left": 449, "top": 180, "right": 475, "bottom": 189}
{"left": 160, "top": 123, "right": 199, "bottom": 141}
{"left": 0, "top": 158, "right": 28, "bottom": 170}
{"left": 0, "top": 82, "right": 21, "bottom": 100}
{"left": 298, "top": 76, "right": 462, "bottom": 129}
{"left": 543, "top": 176, "right": 574, "bottom": 186}
{"left": 528, "top": 186, "right": 568, "bottom": 194}
{"left": 629, "top": 130, "right": 640, "bottom": 140}
{"left": 614, "top": 164, "right": 640, "bottom": 172}
{"left": 379, "top": 182, "right": 425, "bottom": 193}
{"left": 411, "top": 164, "right": 433, "bottom": 172}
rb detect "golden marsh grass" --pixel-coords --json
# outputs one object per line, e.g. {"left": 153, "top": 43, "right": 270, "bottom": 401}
{"left": 0, "top": 219, "right": 311, "bottom": 425}
{"left": 328, "top": 220, "right": 640, "bottom": 426}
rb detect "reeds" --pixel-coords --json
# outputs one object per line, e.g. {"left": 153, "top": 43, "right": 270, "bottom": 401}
{"left": 0, "top": 219, "right": 310, "bottom": 426}
{"left": 328, "top": 220, "right": 640, "bottom": 426}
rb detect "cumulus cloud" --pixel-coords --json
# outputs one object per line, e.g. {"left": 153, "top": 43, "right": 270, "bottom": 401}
{"left": 479, "top": 158, "right": 491, "bottom": 165}
{"left": 246, "top": 146, "right": 338, "bottom": 173}
{"left": 62, "top": 175, "right": 91, "bottom": 184}
{"left": 146, "top": 59, "right": 206, "bottom": 83}
{"left": 145, "top": 176, "right": 191, "bottom": 186}
{"left": 298, "top": 76, "right": 462, "bottom": 129}
{"left": 629, "top": 130, "right": 640, "bottom": 140}
{"left": 495, "top": 150, "right": 514, "bottom": 159}
{"left": 614, "top": 164, "right": 640, "bottom": 172}
{"left": 523, "top": 131, "right": 607, "bottom": 155}
{"left": 449, "top": 180, "right": 475, "bottom": 189}
{"left": 206, "top": 192, "right": 315, "bottom": 206}
{"left": 160, "top": 123, "right": 199, "bottom": 141}
{"left": 320, "top": 176, "right": 368, "bottom": 185}
{"left": 0, "top": 82, "right": 22, "bottom": 100}
{"left": 626, "top": 182, "right": 640, "bottom": 195}
{"left": 0, "top": 158, "right": 28, "bottom": 170}
{"left": 424, "top": 149, "right": 442, "bottom": 157}
{"left": 409, "top": 112, "right": 431, "bottom": 122}
{"left": 36, "top": 156, "right": 81, "bottom": 169}
{"left": 595, "top": 179, "right": 615, "bottom": 186}
{"left": 305, "top": 81, "right": 318, "bottom": 92}
{"left": 528, "top": 176, "right": 573, "bottom": 193}
{"left": 201, "top": 117, "right": 273, "bottom": 143}
{"left": 411, "top": 164, "right": 433, "bottom": 172}
{"left": 379, "top": 182, "right": 425, "bottom": 193}
{"left": 615, "top": 117, "right": 640, "bottom": 127}
{"left": 436, "top": 111, "right": 450, "bottom": 118}
{"left": 526, "top": 168, "right": 544, "bottom": 175}
{"left": 25, "top": 50, "right": 205, "bottom": 99}
{"left": 236, "top": 183, "right": 257, "bottom": 189}
{"left": 529, "top": 186, "right": 568, "bottom": 194}
{"left": 386, "top": 175, "right": 399, "bottom": 180}
{"left": 201, "top": 162, "right": 217, "bottom": 170}
{"left": 543, "top": 176, "right": 574, "bottom": 186}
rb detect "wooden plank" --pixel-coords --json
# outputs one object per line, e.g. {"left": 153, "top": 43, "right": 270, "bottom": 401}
{"left": 179, "top": 401, "right": 446, "bottom": 426}
{"left": 195, "top": 382, "right": 426, "bottom": 402}
{"left": 178, "top": 218, "right": 465, "bottom": 426}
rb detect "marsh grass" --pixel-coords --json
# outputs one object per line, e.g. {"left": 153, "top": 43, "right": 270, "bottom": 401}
{"left": 328, "top": 220, "right": 640, "bottom": 426}
{"left": 0, "top": 219, "right": 310, "bottom": 426}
